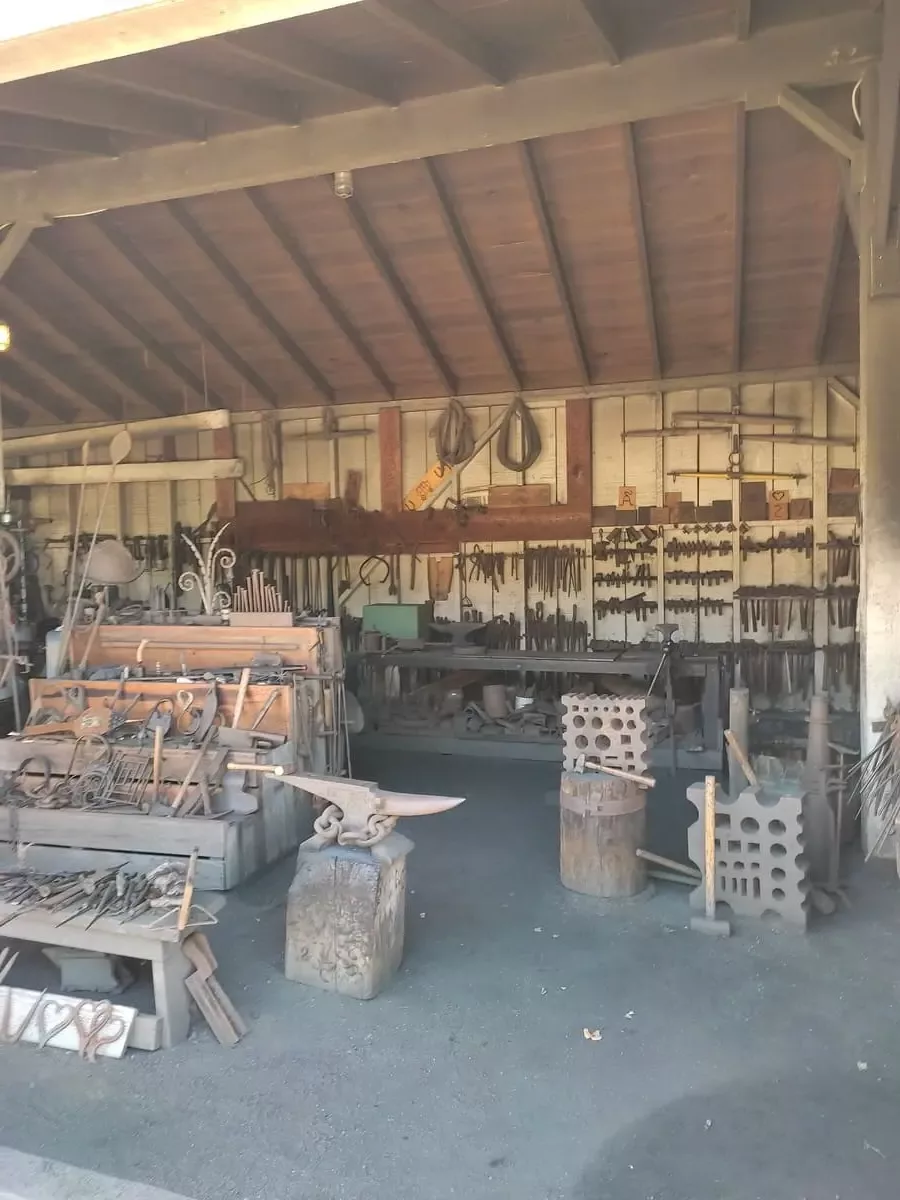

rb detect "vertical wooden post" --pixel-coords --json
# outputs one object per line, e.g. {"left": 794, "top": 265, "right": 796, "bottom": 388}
{"left": 379, "top": 408, "right": 403, "bottom": 513}
{"left": 213, "top": 425, "right": 236, "bottom": 520}
{"left": 565, "top": 397, "right": 592, "bottom": 514}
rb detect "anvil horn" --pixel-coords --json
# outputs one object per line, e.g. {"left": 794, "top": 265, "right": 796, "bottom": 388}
{"left": 376, "top": 790, "right": 466, "bottom": 817}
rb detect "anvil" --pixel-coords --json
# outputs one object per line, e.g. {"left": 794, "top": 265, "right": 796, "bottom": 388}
{"left": 280, "top": 771, "right": 465, "bottom": 849}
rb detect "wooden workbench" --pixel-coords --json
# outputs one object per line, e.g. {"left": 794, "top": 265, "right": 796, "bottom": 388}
{"left": 0, "top": 891, "right": 224, "bottom": 1050}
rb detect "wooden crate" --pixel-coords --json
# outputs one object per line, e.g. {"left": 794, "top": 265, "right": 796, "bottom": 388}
{"left": 0, "top": 740, "right": 312, "bottom": 890}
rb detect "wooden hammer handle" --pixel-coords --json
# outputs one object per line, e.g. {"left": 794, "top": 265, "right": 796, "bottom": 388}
{"left": 724, "top": 728, "right": 759, "bottom": 788}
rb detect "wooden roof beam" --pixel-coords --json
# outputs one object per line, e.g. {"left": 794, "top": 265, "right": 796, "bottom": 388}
{"left": 731, "top": 106, "right": 746, "bottom": 372}
{"left": 517, "top": 142, "right": 590, "bottom": 385}
{"left": 166, "top": 200, "right": 334, "bottom": 402}
{"left": 421, "top": 158, "right": 524, "bottom": 392}
{"left": 93, "top": 216, "right": 280, "bottom": 408}
{"left": 343, "top": 194, "right": 457, "bottom": 395}
{"left": 735, "top": 1, "right": 752, "bottom": 41}
{"left": 777, "top": 86, "right": 864, "bottom": 163}
{"left": 0, "top": 286, "right": 169, "bottom": 417}
{"left": 0, "top": 77, "right": 206, "bottom": 142}
{"left": 873, "top": 0, "right": 900, "bottom": 247}
{"left": 221, "top": 27, "right": 394, "bottom": 106}
{"left": 0, "top": 220, "right": 42, "bottom": 281}
{"left": 0, "top": 1, "right": 365, "bottom": 85}
{"left": 365, "top": 0, "right": 506, "bottom": 85}
{"left": 0, "top": 358, "right": 75, "bottom": 424}
{"left": 1, "top": 332, "right": 121, "bottom": 422}
{"left": 622, "top": 125, "right": 660, "bottom": 379}
{"left": 814, "top": 203, "right": 846, "bottom": 365}
{"left": 0, "top": 10, "right": 879, "bottom": 222}
{"left": 245, "top": 189, "right": 394, "bottom": 399}
{"left": 29, "top": 237, "right": 224, "bottom": 407}
{"left": 0, "top": 113, "right": 114, "bottom": 157}
{"left": 78, "top": 61, "right": 299, "bottom": 124}
{"left": 0, "top": 391, "right": 29, "bottom": 430}
{"left": 575, "top": 1, "right": 620, "bottom": 65}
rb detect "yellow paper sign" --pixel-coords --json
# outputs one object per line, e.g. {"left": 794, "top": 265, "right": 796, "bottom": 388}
{"left": 403, "top": 461, "right": 451, "bottom": 511}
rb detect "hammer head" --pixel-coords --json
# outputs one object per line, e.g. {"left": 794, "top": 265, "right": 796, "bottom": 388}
{"left": 574, "top": 754, "right": 585, "bottom": 774}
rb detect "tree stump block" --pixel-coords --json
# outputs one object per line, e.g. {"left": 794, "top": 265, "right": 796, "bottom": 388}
{"left": 559, "top": 770, "right": 647, "bottom": 897}
{"left": 285, "top": 832, "right": 413, "bottom": 999}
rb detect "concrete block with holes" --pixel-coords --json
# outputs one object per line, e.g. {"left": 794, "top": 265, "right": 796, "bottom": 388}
{"left": 686, "top": 781, "right": 810, "bottom": 929}
{"left": 561, "top": 693, "right": 652, "bottom": 775}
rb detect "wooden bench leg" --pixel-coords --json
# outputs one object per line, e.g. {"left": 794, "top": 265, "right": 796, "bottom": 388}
{"left": 152, "top": 944, "right": 192, "bottom": 1048}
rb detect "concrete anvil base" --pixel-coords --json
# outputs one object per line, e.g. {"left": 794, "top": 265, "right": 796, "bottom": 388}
{"left": 285, "top": 832, "right": 414, "bottom": 999}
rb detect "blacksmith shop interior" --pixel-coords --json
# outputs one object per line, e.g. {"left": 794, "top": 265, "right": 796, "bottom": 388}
{"left": 0, "top": 0, "right": 896, "bottom": 1081}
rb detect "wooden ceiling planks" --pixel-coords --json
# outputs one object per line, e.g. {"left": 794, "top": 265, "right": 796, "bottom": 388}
{"left": 633, "top": 105, "right": 740, "bottom": 377}
{"left": 183, "top": 189, "right": 390, "bottom": 399}
{"left": 252, "top": 176, "right": 455, "bottom": 399}
{"left": 532, "top": 126, "right": 659, "bottom": 383}
{"left": 609, "top": 0, "right": 733, "bottom": 57}
{"left": 433, "top": 142, "right": 587, "bottom": 390}
{"left": 741, "top": 106, "right": 846, "bottom": 370}
{"left": 349, "top": 159, "right": 510, "bottom": 393}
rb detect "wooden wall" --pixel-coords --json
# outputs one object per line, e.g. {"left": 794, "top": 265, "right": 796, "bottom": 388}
{"left": 19, "top": 376, "right": 857, "bottom": 671}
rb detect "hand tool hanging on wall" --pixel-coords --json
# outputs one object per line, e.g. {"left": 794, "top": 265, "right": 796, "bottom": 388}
{"left": 433, "top": 398, "right": 476, "bottom": 466}
{"left": 819, "top": 535, "right": 859, "bottom": 583}
{"left": 739, "top": 527, "right": 813, "bottom": 559}
{"left": 593, "top": 527, "right": 658, "bottom": 563}
{"left": 735, "top": 643, "right": 815, "bottom": 702}
{"left": 496, "top": 396, "right": 542, "bottom": 473}
{"left": 665, "top": 537, "right": 731, "bottom": 561}
{"left": 524, "top": 545, "right": 586, "bottom": 597}
{"left": 594, "top": 595, "right": 658, "bottom": 621}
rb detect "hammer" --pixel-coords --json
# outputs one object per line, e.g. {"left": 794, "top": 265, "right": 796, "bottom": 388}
{"left": 690, "top": 775, "right": 731, "bottom": 937}
{"left": 573, "top": 755, "right": 656, "bottom": 789}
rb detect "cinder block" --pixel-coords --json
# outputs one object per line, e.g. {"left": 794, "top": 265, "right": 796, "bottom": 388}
{"left": 561, "top": 693, "right": 652, "bottom": 774}
{"left": 686, "top": 782, "right": 810, "bottom": 929}
{"left": 285, "top": 833, "right": 414, "bottom": 999}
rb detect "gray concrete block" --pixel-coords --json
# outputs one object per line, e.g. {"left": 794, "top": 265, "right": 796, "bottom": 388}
{"left": 686, "top": 781, "right": 810, "bottom": 929}
{"left": 285, "top": 832, "right": 414, "bottom": 999}
{"left": 561, "top": 693, "right": 652, "bottom": 774}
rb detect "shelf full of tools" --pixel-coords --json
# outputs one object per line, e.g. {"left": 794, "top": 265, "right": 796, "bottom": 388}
{"left": 0, "top": 621, "right": 345, "bottom": 889}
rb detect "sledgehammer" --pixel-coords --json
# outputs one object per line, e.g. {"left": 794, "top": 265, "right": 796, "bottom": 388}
{"left": 690, "top": 774, "right": 731, "bottom": 937}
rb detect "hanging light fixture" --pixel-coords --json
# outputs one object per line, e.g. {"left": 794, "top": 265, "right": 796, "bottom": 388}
{"left": 0, "top": 323, "right": 10, "bottom": 353}
{"left": 333, "top": 170, "right": 354, "bottom": 200}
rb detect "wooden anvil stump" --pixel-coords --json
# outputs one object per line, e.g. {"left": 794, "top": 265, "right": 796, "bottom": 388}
{"left": 285, "top": 833, "right": 413, "bottom": 999}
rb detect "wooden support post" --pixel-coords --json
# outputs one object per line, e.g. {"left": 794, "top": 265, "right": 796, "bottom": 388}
{"left": 565, "top": 397, "right": 593, "bottom": 515}
{"left": 213, "top": 425, "right": 237, "bottom": 520}
{"left": 379, "top": 408, "right": 403, "bottom": 513}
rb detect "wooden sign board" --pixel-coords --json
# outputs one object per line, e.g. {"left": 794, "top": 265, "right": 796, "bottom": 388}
{"left": 403, "top": 461, "right": 451, "bottom": 511}
{"left": 617, "top": 485, "right": 637, "bottom": 511}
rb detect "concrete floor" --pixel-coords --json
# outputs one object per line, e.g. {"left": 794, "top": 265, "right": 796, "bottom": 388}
{"left": 1, "top": 750, "right": 899, "bottom": 1200}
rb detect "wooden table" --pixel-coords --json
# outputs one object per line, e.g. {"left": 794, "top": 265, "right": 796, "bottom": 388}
{"left": 0, "top": 893, "right": 224, "bottom": 1050}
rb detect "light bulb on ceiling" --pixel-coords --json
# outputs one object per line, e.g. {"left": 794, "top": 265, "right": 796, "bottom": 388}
{"left": 0, "top": 323, "right": 10, "bottom": 353}
{"left": 333, "top": 170, "right": 354, "bottom": 200}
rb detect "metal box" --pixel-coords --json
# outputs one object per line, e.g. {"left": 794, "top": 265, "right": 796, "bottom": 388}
{"left": 362, "top": 603, "right": 434, "bottom": 641}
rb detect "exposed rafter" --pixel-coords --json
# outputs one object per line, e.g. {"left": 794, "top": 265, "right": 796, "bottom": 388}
{"left": 777, "top": 87, "right": 864, "bottom": 163}
{"left": 0, "top": 1, "right": 366, "bottom": 85}
{"left": 78, "top": 60, "right": 299, "bottom": 125}
{"left": 0, "top": 358, "right": 75, "bottom": 425}
{"left": 0, "top": 324, "right": 121, "bottom": 421}
{"left": 221, "top": 27, "right": 394, "bottom": 106}
{"left": 0, "top": 390, "right": 29, "bottom": 429}
{"left": 166, "top": 200, "right": 334, "bottom": 402}
{"left": 0, "top": 221, "right": 42, "bottom": 281}
{"left": 828, "top": 377, "right": 860, "bottom": 412}
{"left": 731, "top": 106, "right": 746, "bottom": 372}
{"left": 421, "top": 159, "right": 524, "bottom": 392}
{"left": 29, "top": 237, "right": 223, "bottom": 407}
{"left": 0, "top": 77, "right": 206, "bottom": 142}
{"left": 735, "top": 0, "right": 752, "bottom": 41}
{"left": 574, "top": 1, "right": 620, "bottom": 64}
{"left": 0, "top": 114, "right": 114, "bottom": 158}
{"left": 0, "top": 287, "right": 167, "bottom": 417}
{"left": 365, "top": 0, "right": 506, "bottom": 84}
{"left": 873, "top": 0, "right": 900, "bottom": 247}
{"left": 622, "top": 124, "right": 660, "bottom": 379}
{"left": 814, "top": 202, "right": 846, "bottom": 365}
{"left": 245, "top": 189, "right": 394, "bottom": 399}
{"left": 517, "top": 142, "right": 590, "bottom": 385}
{"left": 0, "top": 11, "right": 878, "bottom": 222}
{"left": 343, "top": 195, "right": 458, "bottom": 395}
{"left": 93, "top": 216, "right": 280, "bottom": 407}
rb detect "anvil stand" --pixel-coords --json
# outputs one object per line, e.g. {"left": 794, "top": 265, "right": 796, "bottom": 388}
{"left": 281, "top": 772, "right": 464, "bottom": 1000}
